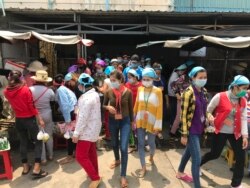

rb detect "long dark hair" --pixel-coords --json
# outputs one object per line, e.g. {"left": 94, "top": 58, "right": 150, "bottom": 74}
{"left": 8, "top": 70, "right": 22, "bottom": 86}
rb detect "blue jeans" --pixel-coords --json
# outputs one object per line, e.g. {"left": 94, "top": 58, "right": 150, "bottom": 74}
{"left": 178, "top": 134, "right": 201, "bottom": 188}
{"left": 109, "top": 116, "right": 130, "bottom": 177}
{"left": 137, "top": 128, "right": 156, "bottom": 167}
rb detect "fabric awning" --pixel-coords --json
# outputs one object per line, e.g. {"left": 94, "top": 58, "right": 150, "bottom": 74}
{"left": 0, "top": 31, "right": 94, "bottom": 46}
{"left": 164, "top": 35, "right": 250, "bottom": 51}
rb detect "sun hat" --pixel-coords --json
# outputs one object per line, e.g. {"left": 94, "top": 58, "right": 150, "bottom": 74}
{"left": 27, "top": 60, "right": 47, "bottom": 72}
{"left": 188, "top": 66, "right": 205, "bottom": 78}
{"left": 78, "top": 73, "right": 94, "bottom": 87}
{"left": 175, "top": 64, "right": 187, "bottom": 71}
{"left": 111, "top": 59, "right": 118, "bottom": 63}
{"left": 31, "top": 70, "right": 52, "bottom": 82}
{"left": 128, "top": 69, "right": 139, "bottom": 79}
{"left": 228, "top": 75, "right": 250, "bottom": 89}
{"left": 142, "top": 68, "right": 157, "bottom": 79}
{"left": 67, "top": 65, "right": 78, "bottom": 73}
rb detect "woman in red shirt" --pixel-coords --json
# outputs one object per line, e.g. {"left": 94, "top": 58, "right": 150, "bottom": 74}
{"left": 125, "top": 69, "right": 142, "bottom": 152}
{"left": 4, "top": 70, "right": 47, "bottom": 179}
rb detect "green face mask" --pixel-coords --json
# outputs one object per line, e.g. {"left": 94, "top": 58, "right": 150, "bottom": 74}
{"left": 236, "top": 89, "right": 247, "bottom": 97}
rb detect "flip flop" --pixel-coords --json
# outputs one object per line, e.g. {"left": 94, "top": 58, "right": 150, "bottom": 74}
{"left": 136, "top": 169, "right": 146, "bottom": 178}
{"left": 32, "top": 169, "right": 48, "bottom": 179}
{"left": 59, "top": 157, "right": 74, "bottom": 165}
{"left": 22, "top": 164, "right": 31, "bottom": 175}
{"left": 120, "top": 178, "right": 128, "bottom": 188}
{"left": 176, "top": 174, "right": 193, "bottom": 183}
{"left": 109, "top": 161, "right": 120, "bottom": 169}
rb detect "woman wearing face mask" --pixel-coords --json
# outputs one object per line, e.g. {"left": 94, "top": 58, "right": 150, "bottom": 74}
{"left": 153, "top": 63, "right": 167, "bottom": 139}
{"left": 133, "top": 68, "right": 163, "bottom": 178}
{"left": 72, "top": 73, "right": 102, "bottom": 188}
{"left": 176, "top": 66, "right": 208, "bottom": 188}
{"left": 103, "top": 70, "right": 133, "bottom": 188}
{"left": 200, "top": 75, "right": 249, "bottom": 188}
{"left": 125, "top": 69, "right": 142, "bottom": 152}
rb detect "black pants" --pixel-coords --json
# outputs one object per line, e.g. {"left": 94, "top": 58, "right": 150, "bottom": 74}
{"left": 168, "top": 96, "right": 177, "bottom": 126}
{"left": 68, "top": 111, "right": 76, "bottom": 156}
{"left": 15, "top": 116, "right": 42, "bottom": 164}
{"left": 201, "top": 133, "right": 245, "bottom": 187}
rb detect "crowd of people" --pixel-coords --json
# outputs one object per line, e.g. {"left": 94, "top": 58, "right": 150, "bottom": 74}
{"left": 2, "top": 53, "right": 250, "bottom": 188}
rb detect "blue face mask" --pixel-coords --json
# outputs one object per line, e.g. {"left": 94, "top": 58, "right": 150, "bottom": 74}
{"left": 193, "top": 79, "right": 207, "bottom": 88}
{"left": 111, "top": 81, "right": 120, "bottom": 89}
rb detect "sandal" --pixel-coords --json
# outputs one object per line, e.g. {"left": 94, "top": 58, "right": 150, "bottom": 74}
{"left": 176, "top": 174, "right": 193, "bottom": 183}
{"left": 120, "top": 178, "right": 128, "bottom": 188}
{"left": 22, "top": 164, "right": 31, "bottom": 175}
{"left": 59, "top": 156, "right": 74, "bottom": 165}
{"left": 32, "top": 169, "right": 48, "bottom": 179}
{"left": 136, "top": 169, "right": 146, "bottom": 178}
{"left": 109, "top": 161, "right": 120, "bottom": 169}
{"left": 146, "top": 158, "right": 154, "bottom": 166}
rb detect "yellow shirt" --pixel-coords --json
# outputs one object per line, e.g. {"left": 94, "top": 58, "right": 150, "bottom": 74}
{"left": 133, "top": 86, "right": 163, "bottom": 133}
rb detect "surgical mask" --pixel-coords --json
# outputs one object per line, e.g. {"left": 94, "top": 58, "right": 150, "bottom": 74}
{"left": 128, "top": 78, "right": 135, "bottom": 84}
{"left": 236, "top": 89, "right": 247, "bottom": 97}
{"left": 96, "top": 69, "right": 103, "bottom": 73}
{"left": 111, "top": 81, "right": 120, "bottom": 89}
{"left": 142, "top": 80, "right": 153, "bottom": 88}
{"left": 193, "top": 79, "right": 207, "bottom": 88}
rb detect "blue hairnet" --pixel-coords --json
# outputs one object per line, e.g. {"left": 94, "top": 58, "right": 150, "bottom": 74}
{"left": 142, "top": 68, "right": 157, "bottom": 79}
{"left": 188, "top": 66, "right": 205, "bottom": 78}
{"left": 228, "top": 75, "right": 250, "bottom": 89}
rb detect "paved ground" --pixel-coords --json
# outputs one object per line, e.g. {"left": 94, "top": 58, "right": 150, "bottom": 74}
{"left": 0, "top": 142, "right": 250, "bottom": 188}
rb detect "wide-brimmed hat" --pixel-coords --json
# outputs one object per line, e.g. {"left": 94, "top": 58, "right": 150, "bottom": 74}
{"left": 31, "top": 70, "right": 52, "bottom": 82}
{"left": 27, "top": 60, "right": 47, "bottom": 72}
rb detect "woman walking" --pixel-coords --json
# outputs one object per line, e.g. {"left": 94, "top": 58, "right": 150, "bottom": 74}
{"left": 103, "top": 70, "right": 133, "bottom": 188}
{"left": 29, "top": 70, "right": 55, "bottom": 164}
{"left": 176, "top": 66, "right": 208, "bottom": 188}
{"left": 4, "top": 70, "right": 48, "bottom": 178}
{"left": 133, "top": 68, "right": 163, "bottom": 178}
{"left": 72, "top": 73, "right": 102, "bottom": 188}
{"left": 125, "top": 69, "right": 142, "bottom": 152}
{"left": 201, "top": 75, "right": 249, "bottom": 188}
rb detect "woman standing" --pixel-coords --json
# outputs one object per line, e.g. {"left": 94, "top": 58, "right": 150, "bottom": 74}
{"left": 152, "top": 63, "right": 167, "bottom": 139}
{"left": 176, "top": 67, "right": 208, "bottom": 188}
{"left": 201, "top": 75, "right": 249, "bottom": 188}
{"left": 72, "top": 73, "right": 102, "bottom": 188}
{"left": 53, "top": 74, "right": 77, "bottom": 165}
{"left": 103, "top": 70, "right": 133, "bottom": 188}
{"left": 4, "top": 70, "right": 48, "bottom": 178}
{"left": 133, "top": 68, "right": 163, "bottom": 178}
{"left": 29, "top": 70, "right": 55, "bottom": 164}
{"left": 125, "top": 69, "right": 142, "bottom": 152}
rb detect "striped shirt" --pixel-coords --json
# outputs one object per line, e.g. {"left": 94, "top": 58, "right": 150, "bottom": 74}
{"left": 134, "top": 86, "right": 163, "bottom": 133}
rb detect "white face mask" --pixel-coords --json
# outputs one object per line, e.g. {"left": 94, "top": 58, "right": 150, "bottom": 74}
{"left": 142, "top": 80, "right": 153, "bottom": 88}
{"left": 96, "top": 69, "right": 103, "bottom": 73}
{"left": 128, "top": 78, "right": 135, "bottom": 84}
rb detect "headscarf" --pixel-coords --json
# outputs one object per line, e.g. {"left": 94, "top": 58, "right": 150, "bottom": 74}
{"left": 228, "top": 75, "right": 250, "bottom": 90}
{"left": 188, "top": 66, "right": 205, "bottom": 78}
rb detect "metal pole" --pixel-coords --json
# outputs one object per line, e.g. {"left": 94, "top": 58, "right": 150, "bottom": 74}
{"left": 0, "top": 0, "right": 6, "bottom": 16}
{"left": 25, "top": 42, "right": 29, "bottom": 64}
{"left": 84, "top": 33, "right": 87, "bottom": 59}
{"left": 222, "top": 50, "right": 229, "bottom": 91}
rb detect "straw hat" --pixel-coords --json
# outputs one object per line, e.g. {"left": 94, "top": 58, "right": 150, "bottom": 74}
{"left": 31, "top": 70, "right": 52, "bottom": 82}
{"left": 27, "top": 60, "right": 47, "bottom": 72}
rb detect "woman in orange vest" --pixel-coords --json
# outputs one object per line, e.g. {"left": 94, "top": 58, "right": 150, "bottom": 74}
{"left": 201, "top": 75, "right": 249, "bottom": 188}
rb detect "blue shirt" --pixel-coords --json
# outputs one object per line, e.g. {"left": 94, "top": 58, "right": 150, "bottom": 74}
{"left": 56, "top": 85, "right": 77, "bottom": 123}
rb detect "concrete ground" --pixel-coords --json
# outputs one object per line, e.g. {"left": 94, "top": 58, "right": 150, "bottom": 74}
{"left": 0, "top": 142, "right": 250, "bottom": 188}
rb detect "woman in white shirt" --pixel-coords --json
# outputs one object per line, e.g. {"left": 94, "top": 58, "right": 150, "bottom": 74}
{"left": 72, "top": 73, "right": 102, "bottom": 188}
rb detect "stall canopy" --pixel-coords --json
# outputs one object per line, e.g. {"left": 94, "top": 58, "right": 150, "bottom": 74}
{"left": 164, "top": 35, "right": 250, "bottom": 51}
{"left": 0, "top": 31, "right": 94, "bottom": 46}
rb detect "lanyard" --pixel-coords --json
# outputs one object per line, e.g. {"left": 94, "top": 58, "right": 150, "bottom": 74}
{"left": 144, "top": 88, "right": 152, "bottom": 110}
